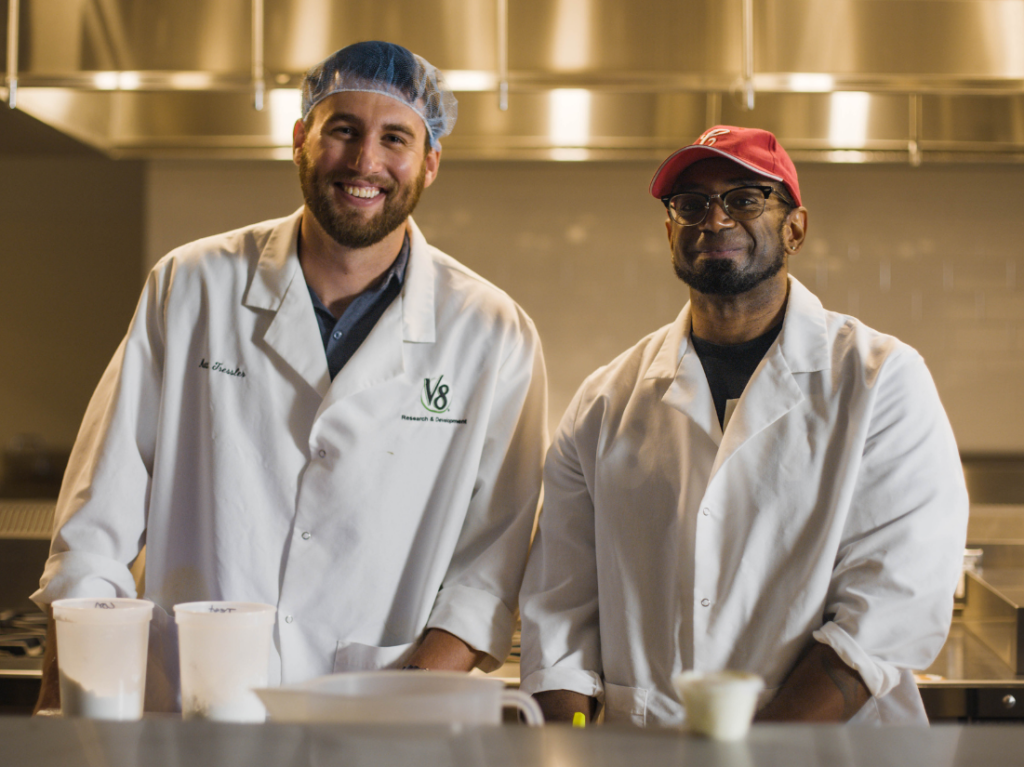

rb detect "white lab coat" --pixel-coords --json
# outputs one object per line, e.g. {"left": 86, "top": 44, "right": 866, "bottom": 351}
{"left": 519, "top": 276, "right": 967, "bottom": 726}
{"left": 34, "top": 210, "right": 547, "bottom": 711}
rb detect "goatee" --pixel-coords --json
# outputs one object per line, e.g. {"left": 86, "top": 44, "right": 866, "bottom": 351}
{"left": 673, "top": 249, "right": 785, "bottom": 295}
{"left": 673, "top": 217, "right": 788, "bottom": 295}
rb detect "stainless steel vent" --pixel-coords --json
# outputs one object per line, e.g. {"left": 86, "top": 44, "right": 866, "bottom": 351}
{"left": 6, "top": 0, "right": 1024, "bottom": 162}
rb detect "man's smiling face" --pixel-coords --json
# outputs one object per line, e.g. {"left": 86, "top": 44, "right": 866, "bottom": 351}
{"left": 294, "top": 89, "right": 439, "bottom": 249}
{"left": 667, "top": 157, "right": 795, "bottom": 296}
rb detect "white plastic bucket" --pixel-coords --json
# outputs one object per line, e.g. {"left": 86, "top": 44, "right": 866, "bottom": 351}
{"left": 174, "top": 601, "right": 276, "bottom": 722}
{"left": 52, "top": 597, "right": 154, "bottom": 720}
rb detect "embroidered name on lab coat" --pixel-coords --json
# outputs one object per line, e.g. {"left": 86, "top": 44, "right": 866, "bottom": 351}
{"left": 198, "top": 358, "right": 246, "bottom": 378}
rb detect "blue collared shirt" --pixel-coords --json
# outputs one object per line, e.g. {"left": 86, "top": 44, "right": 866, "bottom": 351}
{"left": 307, "top": 234, "right": 410, "bottom": 380}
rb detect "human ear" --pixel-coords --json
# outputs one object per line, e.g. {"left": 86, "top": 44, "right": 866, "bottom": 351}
{"left": 292, "top": 119, "right": 307, "bottom": 166}
{"left": 783, "top": 207, "right": 809, "bottom": 253}
{"left": 422, "top": 147, "right": 442, "bottom": 189}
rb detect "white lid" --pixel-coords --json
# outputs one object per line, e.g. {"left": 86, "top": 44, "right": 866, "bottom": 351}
{"left": 174, "top": 601, "right": 276, "bottom": 627}
{"left": 52, "top": 597, "right": 154, "bottom": 624}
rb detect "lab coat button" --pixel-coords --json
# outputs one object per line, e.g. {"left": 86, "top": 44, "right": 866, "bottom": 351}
{"left": 702, "top": 507, "right": 710, "bottom": 516}
{"left": 700, "top": 598, "right": 710, "bottom": 607}
{"left": 318, "top": 449, "right": 326, "bottom": 459}
{"left": 284, "top": 615, "right": 294, "bottom": 624}
{"left": 301, "top": 531, "right": 311, "bottom": 540}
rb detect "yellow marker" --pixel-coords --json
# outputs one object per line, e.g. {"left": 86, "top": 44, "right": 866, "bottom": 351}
{"left": 572, "top": 712, "right": 586, "bottom": 728}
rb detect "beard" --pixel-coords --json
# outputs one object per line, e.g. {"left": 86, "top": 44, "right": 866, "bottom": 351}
{"left": 298, "top": 149, "right": 427, "bottom": 249}
{"left": 672, "top": 221, "right": 786, "bottom": 296}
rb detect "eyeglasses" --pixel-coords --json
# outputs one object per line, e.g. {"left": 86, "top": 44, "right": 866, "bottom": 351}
{"left": 661, "top": 185, "right": 783, "bottom": 226}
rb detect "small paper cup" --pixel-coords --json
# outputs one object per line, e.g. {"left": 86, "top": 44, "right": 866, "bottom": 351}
{"left": 672, "top": 670, "right": 764, "bottom": 740}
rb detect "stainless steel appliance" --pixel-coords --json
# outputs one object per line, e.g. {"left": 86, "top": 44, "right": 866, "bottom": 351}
{"left": 917, "top": 456, "right": 1024, "bottom": 723}
{"left": 0, "top": 499, "right": 55, "bottom": 714}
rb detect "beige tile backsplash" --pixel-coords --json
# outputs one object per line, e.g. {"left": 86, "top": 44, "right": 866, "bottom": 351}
{"left": 142, "top": 159, "right": 1024, "bottom": 455}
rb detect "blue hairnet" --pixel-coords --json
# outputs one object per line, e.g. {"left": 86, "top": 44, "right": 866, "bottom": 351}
{"left": 301, "top": 41, "right": 457, "bottom": 150}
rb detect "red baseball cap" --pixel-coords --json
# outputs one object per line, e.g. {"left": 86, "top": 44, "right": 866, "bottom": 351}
{"left": 649, "top": 125, "right": 801, "bottom": 207}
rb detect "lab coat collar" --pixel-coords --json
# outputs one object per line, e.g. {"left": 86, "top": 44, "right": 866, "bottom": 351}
{"left": 401, "top": 218, "right": 437, "bottom": 343}
{"left": 646, "top": 275, "right": 831, "bottom": 380}
{"left": 711, "top": 278, "right": 830, "bottom": 476}
{"left": 776, "top": 276, "right": 831, "bottom": 374}
{"left": 243, "top": 209, "right": 332, "bottom": 398}
{"left": 647, "top": 275, "right": 832, "bottom": 448}
{"left": 243, "top": 208, "right": 304, "bottom": 312}
{"left": 318, "top": 217, "right": 436, "bottom": 408}
{"left": 241, "top": 210, "right": 439, "bottom": 401}
{"left": 243, "top": 211, "right": 436, "bottom": 340}
{"left": 647, "top": 302, "right": 723, "bottom": 440}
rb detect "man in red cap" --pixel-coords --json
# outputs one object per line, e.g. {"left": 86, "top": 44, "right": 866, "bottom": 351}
{"left": 519, "top": 126, "right": 968, "bottom": 726}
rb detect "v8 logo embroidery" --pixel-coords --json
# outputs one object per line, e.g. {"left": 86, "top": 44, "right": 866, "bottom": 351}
{"left": 421, "top": 376, "right": 451, "bottom": 414}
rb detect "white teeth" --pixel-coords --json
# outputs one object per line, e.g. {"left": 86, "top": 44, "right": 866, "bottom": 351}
{"left": 343, "top": 185, "right": 381, "bottom": 199}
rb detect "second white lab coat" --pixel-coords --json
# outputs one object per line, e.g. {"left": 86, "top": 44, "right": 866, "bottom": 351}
{"left": 35, "top": 210, "right": 547, "bottom": 710}
{"left": 519, "top": 277, "right": 967, "bottom": 726}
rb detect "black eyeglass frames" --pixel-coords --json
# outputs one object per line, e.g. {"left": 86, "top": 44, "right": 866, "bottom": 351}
{"left": 661, "top": 185, "right": 785, "bottom": 226}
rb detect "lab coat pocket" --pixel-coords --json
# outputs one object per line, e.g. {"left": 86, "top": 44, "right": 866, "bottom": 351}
{"left": 603, "top": 682, "right": 649, "bottom": 726}
{"left": 333, "top": 641, "right": 416, "bottom": 672}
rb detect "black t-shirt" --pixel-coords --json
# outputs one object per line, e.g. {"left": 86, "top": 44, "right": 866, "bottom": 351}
{"left": 690, "top": 322, "right": 783, "bottom": 429}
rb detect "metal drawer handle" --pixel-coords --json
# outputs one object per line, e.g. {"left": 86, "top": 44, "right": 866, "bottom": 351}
{"left": 1003, "top": 694, "right": 1017, "bottom": 709}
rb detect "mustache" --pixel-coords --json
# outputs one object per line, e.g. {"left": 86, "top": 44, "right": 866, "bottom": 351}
{"left": 690, "top": 235, "right": 745, "bottom": 251}
{"left": 328, "top": 173, "right": 394, "bottom": 191}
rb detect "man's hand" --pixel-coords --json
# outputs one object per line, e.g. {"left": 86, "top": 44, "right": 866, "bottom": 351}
{"left": 533, "top": 689, "right": 596, "bottom": 724}
{"left": 33, "top": 608, "right": 60, "bottom": 715}
{"left": 403, "top": 628, "right": 486, "bottom": 672}
{"left": 755, "top": 641, "right": 870, "bottom": 722}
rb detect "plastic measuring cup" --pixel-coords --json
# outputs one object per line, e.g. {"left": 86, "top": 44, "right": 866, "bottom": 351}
{"left": 672, "top": 670, "right": 764, "bottom": 740}
{"left": 174, "top": 601, "right": 276, "bottom": 722}
{"left": 52, "top": 597, "right": 154, "bottom": 720}
{"left": 255, "top": 670, "right": 544, "bottom": 726}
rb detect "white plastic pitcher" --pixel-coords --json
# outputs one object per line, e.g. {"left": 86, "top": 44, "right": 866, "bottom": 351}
{"left": 174, "top": 601, "right": 276, "bottom": 722}
{"left": 255, "top": 670, "right": 544, "bottom": 726}
{"left": 52, "top": 597, "right": 154, "bottom": 720}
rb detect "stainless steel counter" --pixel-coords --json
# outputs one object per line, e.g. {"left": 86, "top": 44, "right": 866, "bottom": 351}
{"left": 1, "top": 718, "right": 1023, "bottom": 767}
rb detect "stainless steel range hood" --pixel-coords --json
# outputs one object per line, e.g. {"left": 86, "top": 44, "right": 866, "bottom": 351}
{"left": 5, "top": 0, "right": 1024, "bottom": 163}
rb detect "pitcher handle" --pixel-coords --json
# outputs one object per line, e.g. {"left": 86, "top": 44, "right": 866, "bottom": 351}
{"left": 501, "top": 689, "right": 545, "bottom": 726}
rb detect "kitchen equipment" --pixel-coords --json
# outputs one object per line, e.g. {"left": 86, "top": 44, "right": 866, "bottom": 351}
{"left": 915, "top": 498, "right": 1024, "bottom": 722}
{"left": 0, "top": 498, "right": 55, "bottom": 712}
{"left": 962, "top": 569, "right": 1024, "bottom": 676}
{"left": 0, "top": 499, "right": 55, "bottom": 615}
{"left": 255, "top": 670, "right": 543, "bottom": 726}
{"left": 52, "top": 597, "right": 153, "bottom": 720}
{"left": 174, "top": 601, "right": 276, "bottom": 722}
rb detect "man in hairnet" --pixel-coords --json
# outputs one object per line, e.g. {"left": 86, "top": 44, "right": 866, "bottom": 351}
{"left": 519, "top": 126, "right": 967, "bottom": 726}
{"left": 33, "top": 41, "right": 547, "bottom": 713}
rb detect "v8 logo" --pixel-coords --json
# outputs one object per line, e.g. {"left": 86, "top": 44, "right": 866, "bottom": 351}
{"left": 421, "top": 375, "right": 451, "bottom": 414}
